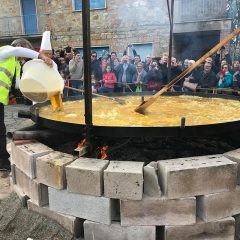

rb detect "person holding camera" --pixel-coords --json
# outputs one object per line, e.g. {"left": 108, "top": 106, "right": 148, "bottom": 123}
{"left": 214, "top": 46, "right": 232, "bottom": 73}
{"left": 217, "top": 64, "right": 233, "bottom": 88}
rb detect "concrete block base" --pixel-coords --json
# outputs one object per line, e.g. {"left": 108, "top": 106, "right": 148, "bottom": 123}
{"left": 197, "top": 187, "right": 240, "bottom": 221}
{"left": 14, "top": 165, "right": 49, "bottom": 206}
{"left": 121, "top": 196, "right": 196, "bottom": 226}
{"left": 48, "top": 188, "right": 114, "bottom": 225}
{"left": 164, "top": 217, "right": 235, "bottom": 240}
{"left": 104, "top": 161, "right": 144, "bottom": 200}
{"left": 27, "top": 199, "right": 83, "bottom": 237}
{"left": 84, "top": 221, "right": 156, "bottom": 240}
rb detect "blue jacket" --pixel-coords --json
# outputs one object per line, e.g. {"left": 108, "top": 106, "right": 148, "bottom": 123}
{"left": 217, "top": 72, "right": 233, "bottom": 88}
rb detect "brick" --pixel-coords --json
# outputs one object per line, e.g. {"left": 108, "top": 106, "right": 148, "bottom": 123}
{"left": 164, "top": 217, "right": 235, "bottom": 240}
{"left": 104, "top": 161, "right": 144, "bottom": 200}
{"left": 224, "top": 149, "right": 240, "bottom": 184}
{"left": 84, "top": 221, "right": 156, "bottom": 240}
{"left": 144, "top": 162, "right": 162, "bottom": 197}
{"left": 11, "top": 141, "right": 53, "bottom": 179}
{"left": 66, "top": 158, "right": 109, "bottom": 196}
{"left": 48, "top": 188, "right": 114, "bottom": 225}
{"left": 158, "top": 155, "right": 237, "bottom": 199}
{"left": 121, "top": 196, "right": 196, "bottom": 226}
{"left": 14, "top": 166, "right": 48, "bottom": 206}
{"left": 27, "top": 199, "right": 83, "bottom": 237}
{"left": 197, "top": 186, "right": 240, "bottom": 221}
{"left": 36, "top": 151, "right": 75, "bottom": 189}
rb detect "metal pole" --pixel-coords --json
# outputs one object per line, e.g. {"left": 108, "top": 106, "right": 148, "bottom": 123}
{"left": 82, "top": 0, "right": 92, "bottom": 148}
{"left": 167, "top": 0, "right": 174, "bottom": 81}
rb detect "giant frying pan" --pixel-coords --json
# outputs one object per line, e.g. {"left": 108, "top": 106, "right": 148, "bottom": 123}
{"left": 29, "top": 92, "right": 240, "bottom": 138}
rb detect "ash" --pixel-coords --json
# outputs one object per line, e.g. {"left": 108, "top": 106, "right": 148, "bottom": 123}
{"left": 53, "top": 134, "right": 240, "bottom": 164}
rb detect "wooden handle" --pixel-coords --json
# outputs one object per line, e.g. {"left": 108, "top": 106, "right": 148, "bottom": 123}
{"left": 134, "top": 27, "right": 240, "bottom": 113}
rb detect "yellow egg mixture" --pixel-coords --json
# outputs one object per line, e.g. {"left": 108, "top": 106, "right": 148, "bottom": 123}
{"left": 39, "top": 95, "right": 240, "bottom": 127}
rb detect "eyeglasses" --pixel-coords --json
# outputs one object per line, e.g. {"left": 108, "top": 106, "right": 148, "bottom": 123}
{"left": 91, "top": 55, "right": 97, "bottom": 58}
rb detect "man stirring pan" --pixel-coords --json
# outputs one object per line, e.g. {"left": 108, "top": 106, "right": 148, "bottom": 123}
{"left": 0, "top": 38, "right": 52, "bottom": 171}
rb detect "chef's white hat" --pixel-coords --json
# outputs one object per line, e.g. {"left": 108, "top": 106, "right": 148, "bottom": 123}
{"left": 40, "top": 31, "right": 52, "bottom": 51}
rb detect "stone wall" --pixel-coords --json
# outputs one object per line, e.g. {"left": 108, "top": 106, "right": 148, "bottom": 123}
{"left": 44, "top": 0, "right": 170, "bottom": 56}
{"left": 10, "top": 140, "right": 240, "bottom": 239}
{"left": 0, "top": 0, "right": 21, "bottom": 17}
{"left": 0, "top": 0, "right": 231, "bottom": 58}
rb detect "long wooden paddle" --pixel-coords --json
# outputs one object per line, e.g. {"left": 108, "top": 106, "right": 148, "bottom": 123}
{"left": 64, "top": 85, "right": 126, "bottom": 105}
{"left": 134, "top": 27, "right": 240, "bottom": 114}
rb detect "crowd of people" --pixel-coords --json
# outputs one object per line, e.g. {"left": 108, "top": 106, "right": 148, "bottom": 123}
{"left": 51, "top": 45, "right": 240, "bottom": 96}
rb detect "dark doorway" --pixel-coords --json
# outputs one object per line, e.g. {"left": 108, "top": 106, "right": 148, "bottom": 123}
{"left": 174, "top": 30, "right": 220, "bottom": 61}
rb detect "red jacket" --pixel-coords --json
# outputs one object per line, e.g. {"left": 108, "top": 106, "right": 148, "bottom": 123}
{"left": 102, "top": 72, "right": 117, "bottom": 88}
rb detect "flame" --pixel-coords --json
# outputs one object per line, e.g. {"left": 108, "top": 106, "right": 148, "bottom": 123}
{"left": 76, "top": 139, "right": 86, "bottom": 150}
{"left": 101, "top": 145, "right": 108, "bottom": 160}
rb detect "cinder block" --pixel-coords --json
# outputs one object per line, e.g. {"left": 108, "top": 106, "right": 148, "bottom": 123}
{"left": 11, "top": 141, "right": 53, "bottom": 179}
{"left": 66, "top": 158, "right": 109, "bottom": 196}
{"left": 197, "top": 186, "right": 240, "bottom": 221}
{"left": 104, "top": 161, "right": 144, "bottom": 200}
{"left": 164, "top": 217, "right": 235, "bottom": 240}
{"left": 144, "top": 162, "right": 162, "bottom": 197}
{"left": 14, "top": 166, "right": 48, "bottom": 206}
{"left": 27, "top": 199, "right": 83, "bottom": 237}
{"left": 10, "top": 173, "right": 29, "bottom": 207}
{"left": 224, "top": 149, "right": 240, "bottom": 184}
{"left": 158, "top": 155, "right": 237, "bottom": 199}
{"left": 36, "top": 151, "right": 75, "bottom": 189}
{"left": 234, "top": 214, "right": 240, "bottom": 240}
{"left": 121, "top": 195, "right": 196, "bottom": 226}
{"left": 48, "top": 187, "right": 114, "bottom": 225}
{"left": 84, "top": 221, "right": 156, "bottom": 240}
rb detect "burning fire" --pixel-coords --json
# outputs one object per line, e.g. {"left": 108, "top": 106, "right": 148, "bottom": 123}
{"left": 101, "top": 145, "right": 108, "bottom": 160}
{"left": 75, "top": 139, "right": 86, "bottom": 151}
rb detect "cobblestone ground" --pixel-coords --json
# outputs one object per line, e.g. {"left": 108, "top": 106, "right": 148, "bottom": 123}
{"left": 5, "top": 104, "right": 31, "bottom": 138}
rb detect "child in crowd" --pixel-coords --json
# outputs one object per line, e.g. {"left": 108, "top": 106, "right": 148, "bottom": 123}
{"left": 91, "top": 73, "right": 101, "bottom": 93}
{"left": 98, "top": 65, "right": 117, "bottom": 93}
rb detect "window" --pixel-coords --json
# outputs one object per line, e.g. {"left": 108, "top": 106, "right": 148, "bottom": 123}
{"left": 131, "top": 43, "right": 153, "bottom": 60}
{"left": 74, "top": 0, "right": 106, "bottom": 11}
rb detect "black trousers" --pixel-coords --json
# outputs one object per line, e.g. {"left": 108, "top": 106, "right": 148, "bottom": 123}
{"left": 0, "top": 103, "right": 9, "bottom": 162}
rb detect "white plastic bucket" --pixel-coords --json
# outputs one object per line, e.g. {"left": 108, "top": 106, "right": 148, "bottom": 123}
{"left": 19, "top": 59, "right": 64, "bottom": 103}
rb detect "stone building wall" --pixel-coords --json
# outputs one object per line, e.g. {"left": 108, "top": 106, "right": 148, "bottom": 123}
{"left": 44, "top": 0, "right": 171, "bottom": 56}
{"left": 0, "top": 0, "right": 232, "bottom": 59}
{"left": 0, "top": 0, "right": 21, "bottom": 17}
